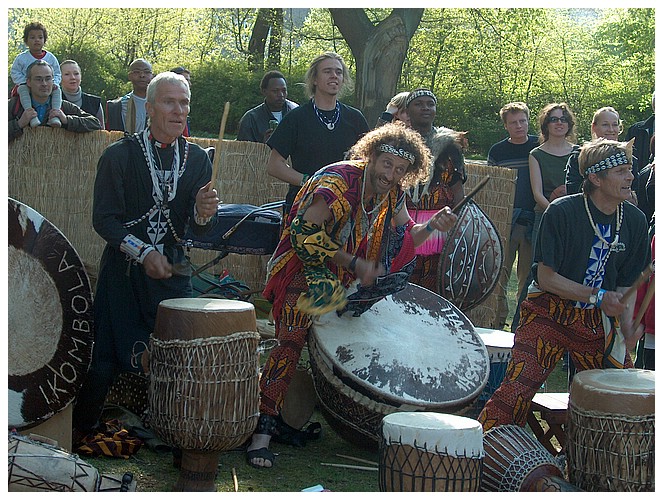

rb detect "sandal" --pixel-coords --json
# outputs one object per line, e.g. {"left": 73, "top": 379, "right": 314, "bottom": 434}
{"left": 246, "top": 447, "right": 276, "bottom": 469}
{"left": 272, "top": 416, "right": 322, "bottom": 447}
{"left": 246, "top": 414, "right": 278, "bottom": 468}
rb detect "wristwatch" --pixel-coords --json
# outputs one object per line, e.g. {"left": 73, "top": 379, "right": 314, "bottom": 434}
{"left": 588, "top": 291, "right": 599, "bottom": 305}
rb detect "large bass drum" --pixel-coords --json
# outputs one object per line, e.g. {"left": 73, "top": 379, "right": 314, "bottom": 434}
{"left": 308, "top": 283, "right": 489, "bottom": 448}
{"left": 8, "top": 198, "right": 94, "bottom": 429}
{"left": 437, "top": 200, "right": 503, "bottom": 311}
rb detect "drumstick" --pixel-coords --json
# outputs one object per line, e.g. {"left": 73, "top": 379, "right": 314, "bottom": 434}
{"left": 633, "top": 274, "right": 654, "bottom": 327}
{"left": 209, "top": 101, "right": 230, "bottom": 191}
{"left": 231, "top": 467, "right": 238, "bottom": 492}
{"left": 336, "top": 453, "right": 378, "bottom": 466}
{"left": 320, "top": 462, "right": 378, "bottom": 472}
{"left": 620, "top": 262, "right": 654, "bottom": 303}
{"left": 452, "top": 175, "right": 490, "bottom": 214}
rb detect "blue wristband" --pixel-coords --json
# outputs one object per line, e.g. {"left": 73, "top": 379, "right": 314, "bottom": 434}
{"left": 596, "top": 288, "right": 606, "bottom": 307}
{"left": 425, "top": 221, "right": 435, "bottom": 233}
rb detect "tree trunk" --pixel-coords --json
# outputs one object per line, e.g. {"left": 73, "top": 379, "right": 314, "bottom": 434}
{"left": 266, "top": 9, "right": 284, "bottom": 71}
{"left": 248, "top": 8, "right": 284, "bottom": 74}
{"left": 330, "top": 9, "right": 423, "bottom": 126}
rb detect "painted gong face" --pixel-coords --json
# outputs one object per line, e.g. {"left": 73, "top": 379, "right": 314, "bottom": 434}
{"left": 8, "top": 198, "right": 94, "bottom": 429}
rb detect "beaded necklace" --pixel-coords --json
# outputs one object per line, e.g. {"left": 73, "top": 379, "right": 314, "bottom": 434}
{"left": 312, "top": 99, "right": 340, "bottom": 130}
{"left": 583, "top": 195, "right": 625, "bottom": 253}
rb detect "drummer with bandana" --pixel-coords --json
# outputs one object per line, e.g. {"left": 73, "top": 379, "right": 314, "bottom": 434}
{"left": 72, "top": 71, "right": 219, "bottom": 443}
{"left": 479, "top": 138, "right": 650, "bottom": 432}
{"left": 248, "top": 123, "right": 458, "bottom": 468}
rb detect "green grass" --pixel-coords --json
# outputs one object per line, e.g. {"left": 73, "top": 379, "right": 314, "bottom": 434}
{"left": 84, "top": 264, "right": 571, "bottom": 491}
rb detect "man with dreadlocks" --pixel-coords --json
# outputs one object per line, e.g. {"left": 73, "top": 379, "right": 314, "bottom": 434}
{"left": 247, "top": 123, "right": 458, "bottom": 468}
{"left": 479, "top": 138, "right": 650, "bottom": 431}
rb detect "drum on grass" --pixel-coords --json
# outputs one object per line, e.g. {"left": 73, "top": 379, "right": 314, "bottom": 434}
{"left": 308, "top": 283, "right": 489, "bottom": 449}
{"left": 8, "top": 198, "right": 94, "bottom": 430}
{"left": 437, "top": 200, "right": 503, "bottom": 311}
{"left": 567, "top": 368, "right": 655, "bottom": 492}
{"left": 148, "top": 298, "right": 260, "bottom": 492}
{"left": 280, "top": 363, "right": 317, "bottom": 431}
{"left": 379, "top": 412, "right": 483, "bottom": 492}
{"left": 482, "top": 424, "right": 579, "bottom": 492}
{"left": 471, "top": 328, "right": 514, "bottom": 416}
{"left": 8, "top": 434, "right": 135, "bottom": 492}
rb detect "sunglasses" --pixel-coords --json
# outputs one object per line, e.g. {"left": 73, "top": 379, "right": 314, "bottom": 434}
{"left": 548, "top": 116, "right": 569, "bottom": 124}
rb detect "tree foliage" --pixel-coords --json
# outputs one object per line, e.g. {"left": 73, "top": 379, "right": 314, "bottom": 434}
{"left": 7, "top": 7, "right": 654, "bottom": 155}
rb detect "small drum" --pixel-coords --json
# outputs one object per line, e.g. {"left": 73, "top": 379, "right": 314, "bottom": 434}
{"left": 8, "top": 434, "right": 136, "bottom": 492}
{"left": 437, "top": 200, "right": 503, "bottom": 311}
{"left": 309, "top": 283, "right": 489, "bottom": 448}
{"left": 567, "top": 368, "right": 655, "bottom": 492}
{"left": 280, "top": 363, "right": 317, "bottom": 431}
{"left": 482, "top": 424, "right": 578, "bottom": 492}
{"left": 148, "top": 298, "right": 260, "bottom": 491}
{"left": 8, "top": 198, "right": 94, "bottom": 429}
{"left": 379, "top": 412, "right": 483, "bottom": 492}
{"left": 472, "top": 328, "right": 514, "bottom": 415}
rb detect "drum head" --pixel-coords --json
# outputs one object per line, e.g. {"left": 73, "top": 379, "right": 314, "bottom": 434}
{"left": 8, "top": 198, "right": 94, "bottom": 429}
{"left": 437, "top": 200, "right": 503, "bottom": 311}
{"left": 310, "top": 283, "right": 489, "bottom": 410}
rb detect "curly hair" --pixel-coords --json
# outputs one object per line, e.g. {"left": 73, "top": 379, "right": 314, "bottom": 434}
{"left": 348, "top": 122, "right": 432, "bottom": 190}
{"left": 23, "top": 22, "right": 47, "bottom": 44}
{"left": 538, "top": 102, "right": 577, "bottom": 144}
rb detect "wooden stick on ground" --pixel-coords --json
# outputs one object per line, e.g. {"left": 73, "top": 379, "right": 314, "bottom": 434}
{"left": 320, "top": 462, "right": 378, "bottom": 472}
{"left": 633, "top": 274, "right": 655, "bottom": 327}
{"left": 209, "top": 101, "right": 230, "bottom": 191}
{"left": 335, "top": 454, "right": 378, "bottom": 466}
{"left": 231, "top": 467, "right": 238, "bottom": 492}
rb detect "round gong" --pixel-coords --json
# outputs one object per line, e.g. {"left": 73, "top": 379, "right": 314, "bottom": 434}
{"left": 8, "top": 198, "right": 94, "bottom": 429}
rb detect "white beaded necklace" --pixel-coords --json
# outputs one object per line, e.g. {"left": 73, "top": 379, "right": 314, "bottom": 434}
{"left": 583, "top": 194, "right": 625, "bottom": 253}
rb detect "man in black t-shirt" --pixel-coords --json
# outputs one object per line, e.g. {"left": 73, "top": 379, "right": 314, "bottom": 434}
{"left": 479, "top": 138, "right": 650, "bottom": 432}
{"left": 266, "top": 52, "right": 369, "bottom": 213}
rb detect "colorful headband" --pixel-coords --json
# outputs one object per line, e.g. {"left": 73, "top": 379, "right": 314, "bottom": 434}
{"left": 406, "top": 89, "right": 437, "bottom": 108}
{"left": 379, "top": 144, "right": 416, "bottom": 165}
{"left": 583, "top": 151, "right": 630, "bottom": 177}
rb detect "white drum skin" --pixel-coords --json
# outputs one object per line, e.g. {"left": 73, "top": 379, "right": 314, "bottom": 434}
{"left": 379, "top": 412, "right": 483, "bottom": 492}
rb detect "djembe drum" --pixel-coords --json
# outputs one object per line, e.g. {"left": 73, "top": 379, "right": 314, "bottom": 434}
{"left": 567, "top": 368, "right": 655, "bottom": 492}
{"left": 309, "top": 283, "right": 489, "bottom": 449}
{"left": 148, "top": 298, "right": 260, "bottom": 491}
{"left": 437, "top": 200, "right": 503, "bottom": 311}
{"left": 379, "top": 412, "right": 483, "bottom": 492}
{"left": 471, "top": 328, "right": 514, "bottom": 416}
{"left": 482, "top": 424, "right": 580, "bottom": 492}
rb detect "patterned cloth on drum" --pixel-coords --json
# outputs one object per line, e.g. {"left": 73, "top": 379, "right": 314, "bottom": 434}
{"left": 482, "top": 424, "right": 579, "bottom": 492}
{"left": 8, "top": 433, "right": 136, "bottom": 492}
{"left": 567, "top": 368, "right": 655, "bottom": 492}
{"left": 148, "top": 298, "right": 260, "bottom": 491}
{"left": 471, "top": 328, "right": 514, "bottom": 416}
{"left": 379, "top": 412, "right": 483, "bottom": 492}
{"left": 437, "top": 200, "right": 503, "bottom": 311}
{"left": 8, "top": 198, "right": 94, "bottom": 430}
{"left": 308, "top": 283, "right": 489, "bottom": 448}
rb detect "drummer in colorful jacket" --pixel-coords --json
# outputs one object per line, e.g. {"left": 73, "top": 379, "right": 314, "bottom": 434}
{"left": 248, "top": 123, "right": 458, "bottom": 468}
{"left": 479, "top": 138, "right": 650, "bottom": 432}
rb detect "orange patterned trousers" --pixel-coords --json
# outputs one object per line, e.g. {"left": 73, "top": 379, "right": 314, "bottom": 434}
{"left": 478, "top": 291, "right": 632, "bottom": 431}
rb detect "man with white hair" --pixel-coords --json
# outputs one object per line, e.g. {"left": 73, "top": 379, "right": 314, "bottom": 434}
{"left": 72, "top": 71, "right": 219, "bottom": 442}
